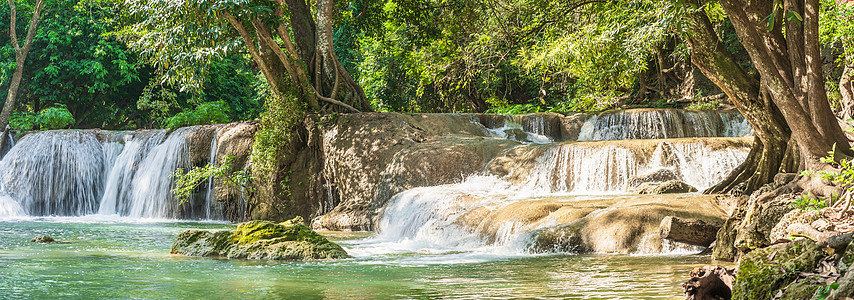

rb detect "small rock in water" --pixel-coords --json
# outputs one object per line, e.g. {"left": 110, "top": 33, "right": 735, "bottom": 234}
{"left": 30, "top": 235, "right": 55, "bottom": 243}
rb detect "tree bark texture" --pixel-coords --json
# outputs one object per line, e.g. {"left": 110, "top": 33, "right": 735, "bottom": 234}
{"left": 1, "top": 0, "right": 45, "bottom": 133}
{"left": 684, "top": 6, "right": 793, "bottom": 194}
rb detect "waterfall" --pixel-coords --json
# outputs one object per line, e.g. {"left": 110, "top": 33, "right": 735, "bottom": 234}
{"left": 482, "top": 114, "right": 554, "bottom": 144}
{"left": 0, "top": 131, "right": 105, "bottom": 216}
{"left": 100, "top": 128, "right": 192, "bottom": 218}
{"left": 501, "top": 140, "right": 749, "bottom": 194}
{"left": 0, "top": 127, "right": 205, "bottom": 219}
{"left": 371, "top": 138, "right": 749, "bottom": 253}
{"left": 204, "top": 129, "right": 220, "bottom": 220}
{"left": 372, "top": 110, "right": 754, "bottom": 254}
{"left": 577, "top": 110, "right": 750, "bottom": 141}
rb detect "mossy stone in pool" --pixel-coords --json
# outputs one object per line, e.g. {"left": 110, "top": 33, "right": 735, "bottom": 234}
{"left": 171, "top": 217, "right": 349, "bottom": 260}
{"left": 30, "top": 235, "right": 55, "bottom": 243}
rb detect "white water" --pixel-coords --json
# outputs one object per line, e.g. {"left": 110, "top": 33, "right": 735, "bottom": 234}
{"left": 577, "top": 110, "right": 751, "bottom": 141}
{"left": 0, "top": 131, "right": 105, "bottom": 216}
{"left": 204, "top": 130, "right": 219, "bottom": 220}
{"left": 0, "top": 127, "right": 209, "bottom": 219}
{"left": 370, "top": 111, "right": 752, "bottom": 255}
{"left": 482, "top": 115, "right": 554, "bottom": 144}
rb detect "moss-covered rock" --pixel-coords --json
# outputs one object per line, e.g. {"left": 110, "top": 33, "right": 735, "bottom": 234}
{"left": 732, "top": 239, "right": 823, "bottom": 300}
{"left": 171, "top": 217, "right": 349, "bottom": 260}
{"left": 30, "top": 235, "right": 55, "bottom": 243}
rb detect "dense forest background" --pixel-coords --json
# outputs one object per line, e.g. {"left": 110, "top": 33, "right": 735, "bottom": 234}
{"left": 1, "top": 0, "right": 853, "bottom": 131}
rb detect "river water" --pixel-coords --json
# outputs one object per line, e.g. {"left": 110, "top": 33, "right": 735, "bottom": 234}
{"left": 0, "top": 217, "right": 706, "bottom": 299}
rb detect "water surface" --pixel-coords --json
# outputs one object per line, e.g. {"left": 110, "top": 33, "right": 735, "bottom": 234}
{"left": 0, "top": 218, "right": 706, "bottom": 299}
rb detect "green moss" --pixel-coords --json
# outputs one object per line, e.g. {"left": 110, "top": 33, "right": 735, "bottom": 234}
{"left": 173, "top": 217, "right": 349, "bottom": 260}
{"left": 733, "top": 239, "right": 823, "bottom": 300}
{"left": 780, "top": 277, "right": 821, "bottom": 300}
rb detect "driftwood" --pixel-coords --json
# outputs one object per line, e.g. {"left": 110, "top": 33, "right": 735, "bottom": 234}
{"left": 683, "top": 265, "right": 735, "bottom": 300}
{"left": 660, "top": 216, "right": 722, "bottom": 247}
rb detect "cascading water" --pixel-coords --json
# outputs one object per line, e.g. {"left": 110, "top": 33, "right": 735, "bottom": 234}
{"left": 368, "top": 109, "right": 753, "bottom": 255}
{"left": 204, "top": 130, "right": 221, "bottom": 220}
{"left": 0, "top": 127, "right": 215, "bottom": 219}
{"left": 577, "top": 109, "right": 751, "bottom": 141}
{"left": 481, "top": 114, "right": 554, "bottom": 144}
{"left": 0, "top": 131, "right": 106, "bottom": 216}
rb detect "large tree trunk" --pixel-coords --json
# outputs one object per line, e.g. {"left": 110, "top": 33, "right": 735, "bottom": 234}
{"left": 225, "top": 0, "right": 372, "bottom": 113}
{"left": 718, "top": 0, "right": 852, "bottom": 167}
{"left": 1, "top": 0, "right": 45, "bottom": 133}
{"left": 684, "top": 6, "right": 792, "bottom": 194}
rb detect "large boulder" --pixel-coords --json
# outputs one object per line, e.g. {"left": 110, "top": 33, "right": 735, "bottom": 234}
{"left": 731, "top": 239, "right": 823, "bottom": 300}
{"left": 171, "top": 217, "right": 349, "bottom": 260}
{"left": 625, "top": 168, "right": 683, "bottom": 191}
{"left": 635, "top": 180, "right": 698, "bottom": 194}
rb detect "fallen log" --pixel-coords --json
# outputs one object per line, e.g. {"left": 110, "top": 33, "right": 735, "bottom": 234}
{"left": 660, "top": 216, "right": 722, "bottom": 247}
{"left": 683, "top": 265, "right": 735, "bottom": 300}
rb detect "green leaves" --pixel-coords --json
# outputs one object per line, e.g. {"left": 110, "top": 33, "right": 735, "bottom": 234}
{"left": 171, "top": 155, "right": 252, "bottom": 206}
{"left": 9, "top": 104, "right": 75, "bottom": 131}
{"left": 165, "top": 100, "right": 232, "bottom": 129}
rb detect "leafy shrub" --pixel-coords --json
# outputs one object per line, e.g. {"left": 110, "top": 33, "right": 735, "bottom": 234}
{"left": 165, "top": 101, "right": 231, "bottom": 129}
{"left": 10, "top": 105, "right": 75, "bottom": 131}
{"left": 789, "top": 194, "right": 830, "bottom": 210}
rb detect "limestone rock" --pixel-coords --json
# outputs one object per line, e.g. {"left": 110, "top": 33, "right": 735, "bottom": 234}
{"left": 733, "top": 193, "right": 796, "bottom": 253}
{"left": 522, "top": 194, "right": 728, "bottom": 254}
{"left": 171, "top": 217, "right": 349, "bottom": 260}
{"left": 30, "top": 235, "right": 54, "bottom": 243}
{"left": 626, "top": 168, "right": 682, "bottom": 191}
{"left": 769, "top": 209, "right": 822, "bottom": 242}
{"left": 659, "top": 216, "right": 722, "bottom": 247}
{"left": 635, "top": 180, "right": 698, "bottom": 194}
{"left": 314, "top": 112, "right": 518, "bottom": 231}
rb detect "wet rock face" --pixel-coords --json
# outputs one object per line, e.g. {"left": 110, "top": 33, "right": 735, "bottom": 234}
{"left": 30, "top": 235, "right": 54, "bottom": 243}
{"left": 171, "top": 217, "right": 349, "bottom": 260}
{"left": 635, "top": 180, "right": 698, "bottom": 194}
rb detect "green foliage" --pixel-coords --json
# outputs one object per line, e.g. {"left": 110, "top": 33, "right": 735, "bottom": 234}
{"left": 165, "top": 101, "right": 232, "bottom": 129}
{"left": 251, "top": 90, "right": 305, "bottom": 179}
{"left": 815, "top": 282, "right": 840, "bottom": 300}
{"left": 9, "top": 105, "right": 75, "bottom": 131}
{"left": 789, "top": 194, "right": 831, "bottom": 210}
{"left": 171, "top": 155, "right": 254, "bottom": 206}
{"left": 686, "top": 101, "right": 720, "bottom": 111}
{"left": 486, "top": 104, "right": 542, "bottom": 114}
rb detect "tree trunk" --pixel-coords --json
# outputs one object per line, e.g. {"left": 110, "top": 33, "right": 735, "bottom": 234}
{"left": 684, "top": 5, "right": 791, "bottom": 194}
{"left": 1, "top": 0, "right": 45, "bottom": 132}
{"left": 719, "top": 0, "right": 851, "bottom": 165}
